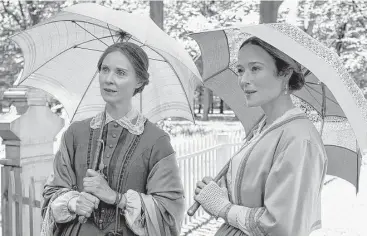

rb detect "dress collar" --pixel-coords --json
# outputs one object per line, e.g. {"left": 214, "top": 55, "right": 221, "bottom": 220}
{"left": 253, "top": 107, "right": 305, "bottom": 138}
{"left": 90, "top": 108, "right": 146, "bottom": 135}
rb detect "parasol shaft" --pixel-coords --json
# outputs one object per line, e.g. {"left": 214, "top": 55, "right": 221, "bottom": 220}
{"left": 320, "top": 83, "right": 326, "bottom": 136}
{"left": 79, "top": 109, "right": 107, "bottom": 224}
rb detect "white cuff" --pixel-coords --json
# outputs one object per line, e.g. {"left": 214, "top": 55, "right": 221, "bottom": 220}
{"left": 227, "top": 205, "right": 266, "bottom": 236}
{"left": 50, "top": 191, "right": 79, "bottom": 223}
{"left": 123, "top": 190, "right": 147, "bottom": 236}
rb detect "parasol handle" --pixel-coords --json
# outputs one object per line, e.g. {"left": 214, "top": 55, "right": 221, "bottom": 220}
{"left": 187, "top": 162, "right": 230, "bottom": 216}
{"left": 78, "top": 138, "right": 104, "bottom": 224}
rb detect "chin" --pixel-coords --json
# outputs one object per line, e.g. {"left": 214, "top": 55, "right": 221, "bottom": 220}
{"left": 245, "top": 100, "right": 259, "bottom": 108}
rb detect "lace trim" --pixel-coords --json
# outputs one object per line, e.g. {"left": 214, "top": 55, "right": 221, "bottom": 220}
{"left": 90, "top": 108, "right": 146, "bottom": 135}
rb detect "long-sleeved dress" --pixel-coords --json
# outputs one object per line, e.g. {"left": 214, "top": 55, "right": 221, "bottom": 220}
{"left": 41, "top": 108, "right": 185, "bottom": 236}
{"left": 217, "top": 108, "right": 328, "bottom": 236}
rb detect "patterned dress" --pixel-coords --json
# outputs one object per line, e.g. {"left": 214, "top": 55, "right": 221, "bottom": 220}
{"left": 41, "top": 108, "right": 185, "bottom": 236}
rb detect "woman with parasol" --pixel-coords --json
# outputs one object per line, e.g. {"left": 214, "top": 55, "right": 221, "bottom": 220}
{"left": 41, "top": 42, "right": 185, "bottom": 236}
{"left": 193, "top": 36, "right": 328, "bottom": 236}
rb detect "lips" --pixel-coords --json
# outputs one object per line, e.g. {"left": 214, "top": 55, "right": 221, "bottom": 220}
{"left": 244, "top": 90, "right": 257, "bottom": 95}
{"left": 104, "top": 88, "right": 117, "bottom": 93}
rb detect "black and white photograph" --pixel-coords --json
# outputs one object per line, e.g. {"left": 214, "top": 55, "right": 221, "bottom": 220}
{"left": 0, "top": 0, "right": 366, "bottom": 236}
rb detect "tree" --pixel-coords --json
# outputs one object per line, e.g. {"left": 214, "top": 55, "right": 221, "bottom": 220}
{"left": 298, "top": 0, "right": 367, "bottom": 89}
{"left": 163, "top": 1, "right": 259, "bottom": 120}
{"left": 259, "top": 0, "right": 283, "bottom": 23}
{"left": 0, "top": 1, "right": 66, "bottom": 85}
{"left": 149, "top": 0, "right": 164, "bottom": 30}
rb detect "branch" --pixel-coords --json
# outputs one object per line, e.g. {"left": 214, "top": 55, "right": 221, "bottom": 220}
{"left": 17, "top": 1, "right": 27, "bottom": 28}
{"left": 1, "top": 1, "right": 23, "bottom": 28}
{"left": 351, "top": 0, "right": 366, "bottom": 28}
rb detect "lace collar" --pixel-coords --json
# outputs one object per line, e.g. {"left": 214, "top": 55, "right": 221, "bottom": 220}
{"left": 90, "top": 108, "right": 146, "bottom": 135}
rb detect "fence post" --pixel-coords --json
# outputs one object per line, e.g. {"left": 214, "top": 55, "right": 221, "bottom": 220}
{"left": 216, "top": 133, "right": 231, "bottom": 175}
{"left": 0, "top": 87, "right": 64, "bottom": 236}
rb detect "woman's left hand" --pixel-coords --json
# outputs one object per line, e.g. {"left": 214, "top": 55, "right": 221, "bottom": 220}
{"left": 194, "top": 176, "right": 231, "bottom": 218}
{"left": 83, "top": 169, "right": 117, "bottom": 205}
{"left": 195, "top": 176, "right": 213, "bottom": 195}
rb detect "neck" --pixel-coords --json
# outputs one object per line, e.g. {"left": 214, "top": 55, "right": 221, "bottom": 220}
{"left": 105, "top": 100, "right": 132, "bottom": 120}
{"left": 261, "top": 94, "right": 295, "bottom": 125}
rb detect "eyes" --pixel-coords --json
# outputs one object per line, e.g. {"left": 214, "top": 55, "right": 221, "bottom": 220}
{"left": 100, "top": 65, "right": 127, "bottom": 77}
{"left": 236, "top": 66, "right": 261, "bottom": 75}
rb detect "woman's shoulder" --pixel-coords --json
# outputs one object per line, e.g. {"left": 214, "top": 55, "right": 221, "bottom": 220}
{"left": 276, "top": 117, "right": 325, "bottom": 154}
{"left": 280, "top": 116, "right": 319, "bottom": 140}
{"left": 64, "top": 117, "right": 94, "bottom": 137}
{"left": 142, "top": 120, "right": 170, "bottom": 141}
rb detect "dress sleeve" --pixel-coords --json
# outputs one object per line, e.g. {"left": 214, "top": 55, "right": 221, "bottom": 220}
{"left": 41, "top": 125, "right": 79, "bottom": 224}
{"left": 123, "top": 135, "right": 185, "bottom": 236}
{"left": 226, "top": 138, "right": 326, "bottom": 235}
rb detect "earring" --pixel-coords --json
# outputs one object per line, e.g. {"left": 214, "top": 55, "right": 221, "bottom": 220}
{"left": 284, "top": 84, "right": 289, "bottom": 95}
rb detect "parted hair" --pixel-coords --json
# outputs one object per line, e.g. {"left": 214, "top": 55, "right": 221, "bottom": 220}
{"left": 97, "top": 42, "right": 150, "bottom": 96}
{"left": 240, "top": 37, "right": 305, "bottom": 91}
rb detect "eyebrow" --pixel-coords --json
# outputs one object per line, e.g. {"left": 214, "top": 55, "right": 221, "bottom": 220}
{"left": 102, "top": 64, "right": 129, "bottom": 71}
{"left": 248, "top": 61, "right": 265, "bottom": 66}
{"left": 115, "top": 67, "right": 129, "bottom": 72}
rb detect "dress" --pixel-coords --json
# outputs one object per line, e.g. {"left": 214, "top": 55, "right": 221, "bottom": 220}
{"left": 41, "top": 108, "right": 185, "bottom": 236}
{"left": 216, "top": 108, "right": 328, "bottom": 236}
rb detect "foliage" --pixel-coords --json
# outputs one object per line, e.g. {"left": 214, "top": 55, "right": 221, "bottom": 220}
{"left": 298, "top": 0, "right": 367, "bottom": 89}
{"left": 1, "top": 0, "right": 366, "bottom": 119}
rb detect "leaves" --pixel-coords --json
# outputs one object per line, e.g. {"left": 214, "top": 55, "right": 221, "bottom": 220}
{"left": 0, "top": 0, "right": 365, "bottom": 94}
{"left": 298, "top": 0, "right": 367, "bottom": 87}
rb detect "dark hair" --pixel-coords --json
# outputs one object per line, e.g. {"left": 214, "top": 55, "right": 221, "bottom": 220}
{"left": 240, "top": 37, "right": 305, "bottom": 91}
{"left": 97, "top": 42, "right": 149, "bottom": 96}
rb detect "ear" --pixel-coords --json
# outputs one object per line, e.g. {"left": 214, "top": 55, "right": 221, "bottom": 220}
{"left": 135, "top": 80, "right": 143, "bottom": 89}
{"left": 280, "top": 68, "right": 293, "bottom": 86}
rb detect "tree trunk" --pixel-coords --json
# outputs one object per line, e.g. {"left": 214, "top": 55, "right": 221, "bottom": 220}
{"left": 259, "top": 0, "right": 283, "bottom": 23}
{"left": 202, "top": 88, "right": 212, "bottom": 121}
{"left": 149, "top": 1, "right": 164, "bottom": 30}
{"left": 219, "top": 99, "right": 224, "bottom": 114}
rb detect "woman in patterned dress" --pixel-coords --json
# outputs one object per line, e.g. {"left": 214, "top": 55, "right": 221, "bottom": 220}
{"left": 41, "top": 42, "right": 185, "bottom": 236}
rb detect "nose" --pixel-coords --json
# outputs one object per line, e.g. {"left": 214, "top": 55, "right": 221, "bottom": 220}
{"left": 104, "top": 72, "right": 114, "bottom": 84}
{"left": 238, "top": 71, "right": 250, "bottom": 89}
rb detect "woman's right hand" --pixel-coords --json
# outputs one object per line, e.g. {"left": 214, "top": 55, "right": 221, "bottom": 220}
{"left": 69, "top": 192, "right": 100, "bottom": 218}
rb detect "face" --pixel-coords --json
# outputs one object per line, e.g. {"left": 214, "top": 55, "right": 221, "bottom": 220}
{"left": 237, "top": 44, "right": 288, "bottom": 107}
{"left": 99, "top": 51, "right": 141, "bottom": 106}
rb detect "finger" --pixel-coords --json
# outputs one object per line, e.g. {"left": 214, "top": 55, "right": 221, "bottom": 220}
{"left": 195, "top": 188, "right": 202, "bottom": 195}
{"left": 94, "top": 199, "right": 100, "bottom": 209}
{"left": 83, "top": 180, "right": 96, "bottom": 188}
{"left": 194, "top": 195, "right": 200, "bottom": 203}
{"left": 80, "top": 209, "right": 91, "bottom": 218}
{"left": 86, "top": 169, "right": 100, "bottom": 177}
{"left": 83, "top": 177, "right": 94, "bottom": 183}
{"left": 80, "top": 199, "right": 95, "bottom": 210}
{"left": 202, "top": 176, "right": 213, "bottom": 184}
{"left": 80, "top": 192, "right": 96, "bottom": 203}
{"left": 83, "top": 187, "right": 95, "bottom": 195}
{"left": 83, "top": 192, "right": 100, "bottom": 205}
{"left": 196, "top": 181, "right": 206, "bottom": 189}
{"left": 219, "top": 178, "right": 226, "bottom": 188}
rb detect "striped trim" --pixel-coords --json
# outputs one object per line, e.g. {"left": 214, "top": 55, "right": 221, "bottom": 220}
{"left": 235, "top": 114, "right": 308, "bottom": 203}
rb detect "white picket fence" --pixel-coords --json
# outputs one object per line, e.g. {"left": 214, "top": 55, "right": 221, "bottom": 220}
{"left": 171, "top": 130, "right": 244, "bottom": 227}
